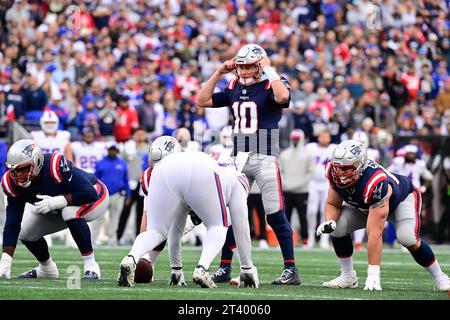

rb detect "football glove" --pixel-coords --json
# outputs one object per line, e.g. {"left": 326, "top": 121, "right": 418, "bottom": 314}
{"left": 0, "top": 253, "right": 12, "bottom": 279}
{"left": 316, "top": 220, "right": 336, "bottom": 236}
{"left": 31, "top": 195, "right": 68, "bottom": 214}
{"left": 168, "top": 269, "right": 186, "bottom": 286}
{"left": 363, "top": 265, "right": 382, "bottom": 291}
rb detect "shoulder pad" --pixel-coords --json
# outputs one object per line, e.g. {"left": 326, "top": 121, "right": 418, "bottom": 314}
{"left": 363, "top": 170, "right": 388, "bottom": 204}
{"left": 1, "top": 171, "right": 19, "bottom": 197}
{"left": 226, "top": 78, "right": 238, "bottom": 90}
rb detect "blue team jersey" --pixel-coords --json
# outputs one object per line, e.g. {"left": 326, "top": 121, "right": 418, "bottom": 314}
{"left": 211, "top": 77, "right": 290, "bottom": 156}
{"left": 1, "top": 153, "right": 101, "bottom": 247}
{"left": 325, "top": 160, "right": 414, "bottom": 214}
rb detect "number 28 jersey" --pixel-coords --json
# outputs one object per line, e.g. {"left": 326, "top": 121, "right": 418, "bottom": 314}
{"left": 71, "top": 141, "right": 107, "bottom": 174}
{"left": 212, "top": 77, "right": 290, "bottom": 156}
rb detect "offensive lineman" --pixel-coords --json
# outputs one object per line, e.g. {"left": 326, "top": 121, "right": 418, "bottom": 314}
{"left": 0, "top": 139, "right": 109, "bottom": 280}
{"left": 316, "top": 140, "right": 450, "bottom": 291}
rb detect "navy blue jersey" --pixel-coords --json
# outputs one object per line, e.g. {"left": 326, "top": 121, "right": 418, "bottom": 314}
{"left": 1, "top": 153, "right": 100, "bottom": 247}
{"left": 211, "top": 77, "right": 290, "bottom": 156}
{"left": 325, "top": 160, "right": 414, "bottom": 214}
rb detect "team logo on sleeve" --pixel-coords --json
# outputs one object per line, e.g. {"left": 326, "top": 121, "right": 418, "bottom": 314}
{"left": 373, "top": 183, "right": 383, "bottom": 200}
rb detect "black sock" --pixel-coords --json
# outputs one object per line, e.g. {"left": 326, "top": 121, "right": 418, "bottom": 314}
{"left": 267, "top": 211, "right": 295, "bottom": 268}
{"left": 331, "top": 235, "right": 353, "bottom": 258}
{"left": 21, "top": 238, "right": 50, "bottom": 263}
{"left": 66, "top": 218, "right": 93, "bottom": 256}
{"left": 410, "top": 240, "right": 436, "bottom": 267}
{"left": 220, "top": 227, "right": 235, "bottom": 268}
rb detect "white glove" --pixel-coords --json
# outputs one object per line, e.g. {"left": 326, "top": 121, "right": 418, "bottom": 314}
{"left": 168, "top": 269, "right": 186, "bottom": 286}
{"left": 238, "top": 266, "right": 259, "bottom": 288}
{"left": 0, "top": 253, "right": 12, "bottom": 279}
{"left": 363, "top": 265, "right": 382, "bottom": 291}
{"left": 31, "top": 195, "right": 68, "bottom": 214}
{"left": 316, "top": 220, "right": 336, "bottom": 236}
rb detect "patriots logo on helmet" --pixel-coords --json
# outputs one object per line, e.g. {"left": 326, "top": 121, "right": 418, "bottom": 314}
{"left": 22, "top": 144, "right": 35, "bottom": 158}
{"left": 350, "top": 145, "right": 363, "bottom": 158}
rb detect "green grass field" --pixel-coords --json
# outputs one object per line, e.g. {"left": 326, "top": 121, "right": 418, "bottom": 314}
{"left": 1, "top": 244, "right": 449, "bottom": 300}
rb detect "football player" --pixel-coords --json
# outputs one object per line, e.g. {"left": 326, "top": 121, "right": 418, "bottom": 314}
{"left": 196, "top": 43, "right": 299, "bottom": 285}
{"left": 118, "top": 136, "right": 258, "bottom": 288}
{"left": 316, "top": 140, "right": 450, "bottom": 291}
{"left": 305, "top": 129, "right": 336, "bottom": 249}
{"left": 0, "top": 139, "right": 109, "bottom": 280}
{"left": 31, "top": 110, "right": 72, "bottom": 160}
{"left": 68, "top": 127, "right": 106, "bottom": 174}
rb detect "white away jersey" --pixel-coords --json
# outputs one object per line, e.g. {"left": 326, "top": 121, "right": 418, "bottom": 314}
{"left": 71, "top": 141, "right": 107, "bottom": 174}
{"left": 387, "top": 157, "right": 433, "bottom": 188}
{"left": 306, "top": 142, "right": 336, "bottom": 183}
{"left": 31, "top": 130, "right": 71, "bottom": 154}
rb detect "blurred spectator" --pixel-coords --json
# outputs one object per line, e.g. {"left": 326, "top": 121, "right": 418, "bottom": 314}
{"left": 5, "top": 77, "right": 26, "bottom": 121}
{"left": 280, "top": 129, "right": 315, "bottom": 247}
{"left": 114, "top": 95, "right": 139, "bottom": 142}
{"left": 136, "top": 89, "right": 164, "bottom": 137}
{"left": 436, "top": 78, "right": 450, "bottom": 115}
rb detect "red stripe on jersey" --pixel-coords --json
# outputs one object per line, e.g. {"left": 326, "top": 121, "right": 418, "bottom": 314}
{"left": 50, "top": 154, "right": 63, "bottom": 184}
{"left": 1, "top": 172, "right": 18, "bottom": 197}
{"left": 363, "top": 170, "right": 387, "bottom": 203}
{"left": 265, "top": 80, "right": 271, "bottom": 90}
{"left": 325, "top": 161, "right": 332, "bottom": 181}
{"left": 227, "top": 78, "right": 237, "bottom": 90}
{"left": 141, "top": 167, "right": 152, "bottom": 195}
{"left": 413, "top": 188, "right": 422, "bottom": 241}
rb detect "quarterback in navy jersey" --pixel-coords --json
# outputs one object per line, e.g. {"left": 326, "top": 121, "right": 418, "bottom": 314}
{"left": 0, "top": 139, "right": 109, "bottom": 280}
{"left": 316, "top": 140, "right": 449, "bottom": 291}
{"left": 196, "top": 43, "right": 299, "bottom": 285}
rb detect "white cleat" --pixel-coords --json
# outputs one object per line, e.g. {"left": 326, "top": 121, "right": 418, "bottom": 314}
{"left": 117, "top": 255, "right": 136, "bottom": 287}
{"left": 323, "top": 271, "right": 358, "bottom": 288}
{"left": 193, "top": 265, "right": 216, "bottom": 288}
{"left": 238, "top": 266, "right": 259, "bottom": 288}
{"left": 19, "top": 261, "right": 59, "bottom": 278}
{"left": 433, "top": 273, "right": 450, "bottom": 291}
{"left": 83, "top": 262, "right": 101, "bottom": 280}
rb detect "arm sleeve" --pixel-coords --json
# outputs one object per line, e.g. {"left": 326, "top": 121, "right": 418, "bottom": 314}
{"left": 3, "top": 198, "right": 25, "bottom": 248}
{"left": 56, "top": 155, "right": 98, "bottom": 205}
{"left": 211, "top": 91, "right": 231, "bottom": 108}
{"left": 270, "top": 77, "right": 291, "bottom": 109}
{"left": 366, "top": 179, "right": 389, "bottom": 206}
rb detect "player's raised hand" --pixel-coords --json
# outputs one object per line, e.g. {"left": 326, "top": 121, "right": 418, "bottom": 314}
{"left": 217, "top": 58, "right": 236, "bottom": 75}
{"left": 259, "top": 57, "right": 271, "bottom": 68}
{"left": 0, "top": 253, "right": 12, "bottom": 279}
{"left": 316, "top": 220, "right": 336, "bottom": 236}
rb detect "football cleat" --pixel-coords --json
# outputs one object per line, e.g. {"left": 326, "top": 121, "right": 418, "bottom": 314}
{"left": 433, "top": 273, "right": 450, "bottom": 291}
{"left": 238, "top": 266, "right": 259, "bottom": 288}
{"left": 323, "top": 271, "right": 358, "bottom": 288}
{"left": 272, "top": 267, "right": 301, "bottom": 285}
{"left": 117, "top": 255, "right": 136, "bottom": 287}
{"left": 19, "top": 261, "right": 59, "bottom": 278}
{"left": 211, "top": 266, "right": 232, "bottom": 283}
{"left": 193, "top": 265, "right": 216, "bottom": 288}
{"left": 83, "top": 262, "right": 101, "bottom": 280}
{"left": 168, "top": 269, "right": 187, "bottom": 286}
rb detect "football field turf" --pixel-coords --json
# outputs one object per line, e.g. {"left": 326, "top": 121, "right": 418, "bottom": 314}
{"left": 1, "top": 245, "right": 449, "bottom": 300}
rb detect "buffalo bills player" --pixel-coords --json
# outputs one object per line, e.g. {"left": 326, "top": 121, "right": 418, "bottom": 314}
{"left": 0, "top": 139, "right": 109, "bottom": 280}
{"left": 196, "top": 43, "right": 298, "bottom": 285}
{"left": 316, "top": 140, "right": 450, "bottom": 291}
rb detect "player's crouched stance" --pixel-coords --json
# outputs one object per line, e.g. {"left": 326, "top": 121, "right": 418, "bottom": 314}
{"left": 0, "top": 139, "right": 109, "bottom": 280}
{"left": 117, "top": 136, "right": 259, "bottom": 288}
{"left": 317, "top": 140, "right": 450, "bottom": 291}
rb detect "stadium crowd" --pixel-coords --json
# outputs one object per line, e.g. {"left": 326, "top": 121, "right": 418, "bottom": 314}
{"left": 0, "top": 0, "right": 449, "bottom": 246}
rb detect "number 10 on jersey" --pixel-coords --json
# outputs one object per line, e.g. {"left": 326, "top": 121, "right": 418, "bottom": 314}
{"left": 232, "top": 101, "right": 258, "bottom": 134}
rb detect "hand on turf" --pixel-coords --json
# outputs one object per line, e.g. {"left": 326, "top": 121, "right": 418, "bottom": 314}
{"left": 0, "top": 253, "right": 12, "bottom": 279}
{"left": 363, "top": 265, "right": 382, "bottom": 291}
{"left": 316, "top": 220, "right": 336, "bottom": 236}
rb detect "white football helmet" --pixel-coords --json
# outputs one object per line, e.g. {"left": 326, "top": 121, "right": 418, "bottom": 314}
{"left": 352, "top": 130, "right": 369, "bottom": 148}
{"left": 330, "top": 140, "right": 368, "bottom": 188}
{"left": 149, "top": 136, "right": 182, "bottom": 165}
{"left": 40, "top": 110, "right": 59, "bottom": 135}
{"left": 6, "top": 139, "right": 44, "bottom": 187}
{"left": 235, "top": 43, "right": 267, "bottom": 85}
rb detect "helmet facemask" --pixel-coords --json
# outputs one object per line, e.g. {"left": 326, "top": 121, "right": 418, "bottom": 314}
{"left": 9, "top": 162, "right": 35, "bottom": 187}
{"left": 330, "top": 163, "right": 361, "bottom": 188}
{"left": 235, "top": 63, "right": 261, "bottom": 86}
